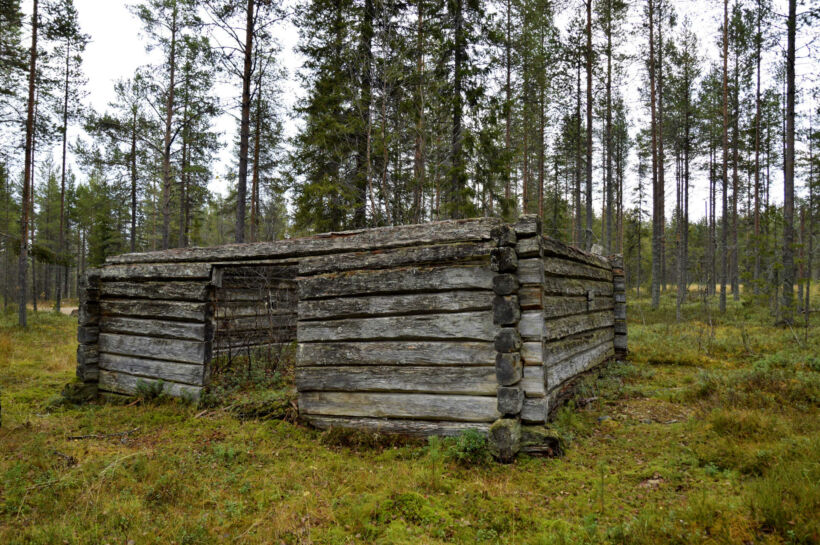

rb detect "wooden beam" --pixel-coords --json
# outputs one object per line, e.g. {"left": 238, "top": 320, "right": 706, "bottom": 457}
{"left": 297, "top": 341, "right": 497, "bottom": 366}
{"left": 99, "top": 333, "right": 208, "bottom": 364}
{"left": 296, "top": 366, "right": 497, "bottom": 395}
{"left": 298, "top": 392, "right": 500, "bottom": 422}
{"left": 299, "top": 265, "right": 495, "bottom": 300}
{"left": 107, "top": 217, "right": 503, "bottom": 264}
{"left": 99, "top": 353, "right": 205, "bottom": 386}
{"left": 298, "top": 311, "right": 497, "bottom": 343}
{"left": 298, "top": 291, "right": 491, "bottom": 321}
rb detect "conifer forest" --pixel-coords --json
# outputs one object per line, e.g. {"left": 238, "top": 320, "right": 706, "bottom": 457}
{"left": 0, "top": 0, "right": 818, "bottom": 325}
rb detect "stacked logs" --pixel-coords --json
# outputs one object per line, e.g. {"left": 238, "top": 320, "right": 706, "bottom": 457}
{"left": 76, "top": 269, "right": 101, "bottom": 384}
{"left": 611, "top": 255, "right": 628, "bottom": 356}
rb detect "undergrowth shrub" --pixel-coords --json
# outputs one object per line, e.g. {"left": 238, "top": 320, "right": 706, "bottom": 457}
{"left": 320, "top": 427, "right": 423, "bottom": 451}
{"left": 707, "top": 408, "right": 777, "bottom": 439}
{"left": 748, "top": 437, "right": 820, "bottom": 544}
{"left": 441, "top": 429, "right": 492, "bottom": 466}
{"left": 144, "top": 473, "right": 183, "bottom": 508}
{"left": 135, "top": 379, "right": 166, "bottom": 402}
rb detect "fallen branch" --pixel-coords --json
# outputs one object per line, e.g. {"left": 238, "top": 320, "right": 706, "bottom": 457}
{"left": 67, "top": 428, "right": 138, "bottom": 441}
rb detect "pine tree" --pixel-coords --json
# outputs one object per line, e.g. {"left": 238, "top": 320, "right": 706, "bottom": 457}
{"left": 18, "top": 0, "right": 38, "bottom": 327}
{"left": 43, "top": 0, "right": 87, "bottom": 312}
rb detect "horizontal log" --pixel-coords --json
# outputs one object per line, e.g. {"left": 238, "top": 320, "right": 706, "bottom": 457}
{"left": 541, "top": 277, "right": 613, "bottom": 297}
{"left": 298, "top": 311, "right": 497, "bottom": 343}
{"left": 78, "top": 303, "right": 100, "bottom": 325}
{"left": 99, "top": 333, "right": 208, "bottom": 365}
{"left": 101, "top": 299, "right": 209, "bottom": 322}
{"left": 543, "top": 328, "right": 614, "bottom": 367}
{"left": 99, "top": 353, "right": 205, "bottom": 386}
{"left": 521, "top": 342, "right": 543, "bottom": 366}
{"left": 99, "top": 370, "right": 201, "bottom": 400}
{"left": 521, "top": 366, "right": 546, "bottom": 398}
{"left": 540, "top": 236, "right": 612, "bottom": 270}
{"left": 100, "top": 263, "right": 212, "bottom": 281}
{"left": 299, "top": 392, "right": 500, "bottom": 422}
{"left": 101, "top": 281, "right": 211, "bottom": 301}
{"left": 214, "top": 286, "right": 297, "bottom": 302}
{"left": 302, "top": 415, "right": 490, "bottom": 437}
{"left": 212, "top": 342, "right": 293, "bottom": 358}
{"left": 542, "top": 295, "right": 614, "bottom": 318}
{"left": 213, "top": 328, "right": 296, "bottom": 348}
{"left": 521, "top": 398, "right": 547, "bottom": 424}
{"left": 519, "top": 286, "right": 542, "bottom": 309}
{"left": 299, "top": 241, "right": 494, "bottom": 276}
{"left": 514, "top": 215, "right": 542, "bottom": 237}
{"left": 545, "top": 311, "right": 614, "bottom": 341}
{"left": 107, "top": 217, "right": 503, "bottom": 264}
{"left": 543, "top": 257, "right": 613, "bottom": 282}
{"left": 299, "top": 265, "right": 495, "bottom": 300}
{"left": 214, "top": 314, "right": 296, "bottom": 332}
{"left": 518, "top": 258, "right": 544, "bottom": 284}
{"left": 297, "top": 341, "right": 497, "bottom": 366}
{"left": 296, "top": 366, "right": 497, "bottom": 395}
{"left": 214, "top": 265, "right": 297, "bottom": 288}
{"left": 519, "top": 310, "right": 544, "bottom": 341}
{"left": 77, "top": 364, "right": 99, "bottom": 383}
{"left": 298, "top": 290, "right": 492, "bottom": 321}
{"left": 77, "top": 326, "right": 99, "bottom": 344}
{"left": 547, "top": 341, "right": 613, "bottom": 392}
{"left": 101, "top": 317, "right": 208, "bottom": 342}
{"left": 214, "top": 301, "right": 294, "bottom": 319}
{"left": 77, "top": 344, "right": 99, "bottom": 365}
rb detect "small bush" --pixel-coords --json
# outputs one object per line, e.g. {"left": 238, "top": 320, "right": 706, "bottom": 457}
{"left": 144, "top": 473, "right": 183, "bottom": 508}
{"left": 748, "top": 438, "right": 820, "bottom": 543}
{"left": 708, "top": 409, "right": 775, "bottom": 439}
{"left": 442, "top": 429, "right": 492, "bottom": 466}
{"left": 135, "top": 379, "right": 166, "bottom": 402}
{"left": 320, "top": 427, "right": 423, "bottom": 451}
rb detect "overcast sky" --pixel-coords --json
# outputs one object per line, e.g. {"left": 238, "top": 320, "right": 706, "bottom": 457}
{"left": 23, "top": 0, "right": 820, "bottom": 222}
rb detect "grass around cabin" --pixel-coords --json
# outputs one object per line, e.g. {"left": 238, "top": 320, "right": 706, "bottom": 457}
{"left": 1, "top": 293, "right": 819, "bottom": 545}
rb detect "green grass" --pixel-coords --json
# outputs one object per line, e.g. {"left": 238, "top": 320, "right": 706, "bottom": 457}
{"left": 1, "top": 294, "right": 819, "bottom": 544}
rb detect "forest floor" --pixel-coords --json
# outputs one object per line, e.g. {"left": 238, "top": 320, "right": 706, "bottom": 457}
{"left": 0, "top": 292, "right": 818, "bottom": 544}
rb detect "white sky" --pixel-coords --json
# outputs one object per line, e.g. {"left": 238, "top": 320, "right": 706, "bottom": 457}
{"left": 20, "top": 0, "right": 819, "bottom": 223}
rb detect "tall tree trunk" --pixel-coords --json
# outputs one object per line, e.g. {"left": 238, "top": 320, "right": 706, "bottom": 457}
{"left": 130, "top": 109, "right": 138, "bottom": 252}
{"left": 56, "top": 41, "right": 70, "bottom": 313}
{"left": 649, "top": 0, "right": 661, "bottom": 309}
{"left": 178, "top": 78, "right": 188, "bottom": 249}
{"left": 18, "top": 0, "right": 37, "bottom": 326}
{"left": 753, "top": 0, "right": 761, "bottom": 294}
{"left": 354, "top": 0, "right": 373, "bottom": 227}
{"left": 413, "top": 0, "right": 425, "bottom": 223}
{"left": 605, "top": 1, "right": 613, "bottom": 253}
{"left": 250, "top": 67, "right": 262, "bottom": 242}
{"left": 781, "top": 0, "right": 796, "bottom": 320}
{"left": 574, "top": 58, "right": 582, "bottom": 246}
{"left": 720, "top": 0, "right": 729, "bottom": 312}
{"left": 584, "top": 0, "right": 593, "bottom": 250}
{"left": 161, "top": 5, "right": 178, "bottom": 250}
{"left": 504, "top": 0, "right": 512, "bottom": 209}
{"left": 731, "top": 21, "right": 740, "bottom": 301}
{"left": 657, "top": 0, "right": 666, "bottom": 294}
{"left": 450, "top": 0, "right": 464, "bottom": 218}
{"left": 235, "top": 0, "right": 255, "bottom": 242}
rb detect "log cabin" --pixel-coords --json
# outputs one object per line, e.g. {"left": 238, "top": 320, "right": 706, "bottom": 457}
{"left": 75, "top": 215, "right": 626, "bottom": 460}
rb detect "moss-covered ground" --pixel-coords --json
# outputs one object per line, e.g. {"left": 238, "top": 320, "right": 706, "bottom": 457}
{"left": 1, "top": 292, "right": 818, "bottom": 544}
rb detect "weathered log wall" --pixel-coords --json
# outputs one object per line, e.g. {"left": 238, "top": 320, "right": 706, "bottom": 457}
{"left": 74, "top": 216, "right": 627, "bottom": 456}
{"left": 295, "top": 218, "right": 504, "bottom": 437}
{"left": 94, "top": 261, "right": 216, "bottom": 400}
